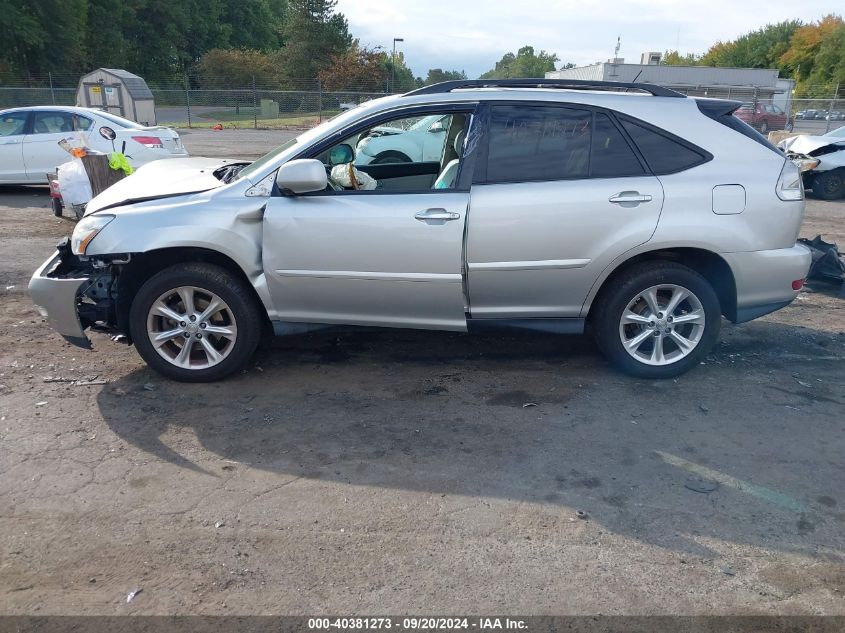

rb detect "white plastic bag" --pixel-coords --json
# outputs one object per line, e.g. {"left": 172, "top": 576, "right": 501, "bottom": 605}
{"left": 57, "top": 159, "right": 93, "bottom": 206}
{"left": 330, "top": 163, "right": 377, "bottom": 190}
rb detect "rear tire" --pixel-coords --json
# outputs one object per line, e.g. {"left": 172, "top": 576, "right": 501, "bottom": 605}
{"left": 592, "top": 262, "right": 721, "bottom": 379}
{"left": 129, "top": 263, "right": 263, "bottom": 382}
{"left": 811, "top": 169, "right": 845, "bottom": 200}
{"left": 759, "top": 120, "right": 769, "bottom": 134}
{"left": 51, "top": 198, "right": 63, "bottom": 217}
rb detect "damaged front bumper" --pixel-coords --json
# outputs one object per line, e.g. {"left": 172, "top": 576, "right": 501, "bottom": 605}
{"left": 29, "top": 249, "right": 92, "bottom": 348}
{"left": 28, "top": 239, "right": 122, "bottom": 349}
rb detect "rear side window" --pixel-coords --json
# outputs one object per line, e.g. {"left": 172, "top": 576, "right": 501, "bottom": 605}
{"left": 619, "top": 118, "right": 708, "bottom": 174}
{"left": 591, "top": 113, "right": 644, "bottom": 178}
{"left": 487, "top": 105, "right": 592, "bottom": 182}
{"left": 485, "top": 105, "right": 649, "bottom": 183}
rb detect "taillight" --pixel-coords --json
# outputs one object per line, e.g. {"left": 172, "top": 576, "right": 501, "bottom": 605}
{"left": 131, "top": 135, "right": 164, "bottom": 149}
{"left": 776, "top": 158, "right": 803, "bottom": 201}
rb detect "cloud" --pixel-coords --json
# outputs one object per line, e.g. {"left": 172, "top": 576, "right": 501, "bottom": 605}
{"left": 336, "top": 0, "right": 843, "bottom": 78}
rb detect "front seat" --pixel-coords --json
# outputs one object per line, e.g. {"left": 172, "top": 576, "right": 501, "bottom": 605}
{"left": 433, "top": 128, "right": 465, "bottom": 190}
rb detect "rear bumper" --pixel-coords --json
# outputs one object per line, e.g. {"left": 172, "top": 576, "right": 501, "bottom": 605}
{"left": 28, "top": 252, "right": 91, "bottom": 348}
{"left": 722, "top": 243, "right": 812, "bottom": 323}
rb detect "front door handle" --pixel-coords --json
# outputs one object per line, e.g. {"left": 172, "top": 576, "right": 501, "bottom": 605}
{"left": 609, "top": 191, "right": 653, "bottom": 205}
{"left": 414, "top": 208, "right": 461, "bottom": 222}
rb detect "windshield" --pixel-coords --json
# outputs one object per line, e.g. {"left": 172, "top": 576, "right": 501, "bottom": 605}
{"left": 823, "top": 126, "right": 845, "bottom": 139}
{"left": 93, "top": 110, "right": 145, "bottom": 129}
{"left": 236, "top": 99, "right": 396, "bottom": 181}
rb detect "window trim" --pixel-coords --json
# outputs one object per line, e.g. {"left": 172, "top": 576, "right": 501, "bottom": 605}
{"left": 613, "top": 112, "right": 713, "bottom": 176}
{"left": 474, "top": 100, "right": 652, "bottom": 186}
{"left": 290, "top": 102, "right": 480, "bottom": 197}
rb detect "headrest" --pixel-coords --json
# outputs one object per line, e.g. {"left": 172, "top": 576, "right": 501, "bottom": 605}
{"left": 453, "top": 129, "right": 465, "bottom": 156}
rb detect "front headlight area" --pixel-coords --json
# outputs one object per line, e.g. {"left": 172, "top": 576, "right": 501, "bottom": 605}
{"left": 71, "top": 215, "right": 115, "bottom": 256}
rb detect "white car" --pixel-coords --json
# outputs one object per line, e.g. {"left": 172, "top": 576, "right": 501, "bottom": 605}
{"left": 0, "top": 106, "right": 188, "bottom": 184}
{"left": 354, "top": 114, "right": 450, "bottom": 165}
{"left": 778, "top": 126, "right": 845, "bottom": 200}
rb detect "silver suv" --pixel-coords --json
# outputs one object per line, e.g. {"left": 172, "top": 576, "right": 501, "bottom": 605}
{"left": 29, "top": 79, "right": 811, "bottom": 382}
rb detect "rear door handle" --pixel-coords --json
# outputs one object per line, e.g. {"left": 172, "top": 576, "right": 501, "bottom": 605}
{"left": 414, "top": 208, "right": 461, "bottom": 222}
{"left": 609, "top": 191, "right": 652, "bottom": 205}
{"left": 1, "top": 140, "right": 21, "bottom": 145}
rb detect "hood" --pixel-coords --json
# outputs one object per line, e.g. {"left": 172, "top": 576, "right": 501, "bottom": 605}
{"left": 84, "top": 157, "right": 245, "bottom": 215}
{"left": 778, "top": 134, "right": 845, "bottom": 155}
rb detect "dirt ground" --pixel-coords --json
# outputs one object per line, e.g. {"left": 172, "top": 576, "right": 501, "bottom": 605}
{"left": 0, "top": 169, "right": 844, "bottom": 615}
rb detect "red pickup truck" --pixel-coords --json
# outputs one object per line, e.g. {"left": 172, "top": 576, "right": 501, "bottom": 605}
{"left": 733, "top": 103, "right": 792, "bottom": 133}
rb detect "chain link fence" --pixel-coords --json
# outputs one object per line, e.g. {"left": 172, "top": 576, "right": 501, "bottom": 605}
{"left": 1, "top": 74, "right": 842, "bottom": 134}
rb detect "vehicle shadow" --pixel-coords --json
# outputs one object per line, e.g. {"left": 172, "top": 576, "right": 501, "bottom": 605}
{"left": 97, "top": 323, "right": 845, "bottom": 561}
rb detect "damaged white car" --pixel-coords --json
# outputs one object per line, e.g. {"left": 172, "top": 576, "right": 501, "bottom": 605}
{"left": 779, "top": 127, "right": 845, "bottom": 200}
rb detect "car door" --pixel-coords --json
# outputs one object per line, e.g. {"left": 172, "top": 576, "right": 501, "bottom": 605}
{"left": 22, "top": 110, "right": 84, "bottom": 180}
{"left": 261, "top": 107, "right": 478, "bottom": 330}
{"left": 0, "top": 111, "right": 31, "bottom": 183}
{"left": 466, "top": 103, "right": 665, "bottom": 318}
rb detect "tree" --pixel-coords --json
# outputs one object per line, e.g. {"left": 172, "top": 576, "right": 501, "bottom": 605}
{"left": 0, "top": 0, "right": 87, "bottom": 79}
{"left": 198, "top": 48, "right": 279, "bottom": 88}
{"left": 424, "top": 68, "right": 467, "bottom": 85}
{"left": 701, "top": 20, "right": 801, "bottom": 70}
{"left": 223, "top": 0, "right": 287, "bottom": 51}
{"left": 662, "top": 50, "right": 701, "bottom": 66}
{"left": 318, "top": 44, "right": 387, "bottom": 91}
{"left": 277, "top": 0, "right": 352, "bottom": 81}
{"left": 780, "top": 15, "right": 844, "bottom": 84}
{"left": 479, "top": 46, "right": 559, "bottom": 79}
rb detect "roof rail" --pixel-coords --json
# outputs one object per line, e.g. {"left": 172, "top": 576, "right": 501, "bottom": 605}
{"left": 405, "top": 78, "right": 686, "bottom": 98}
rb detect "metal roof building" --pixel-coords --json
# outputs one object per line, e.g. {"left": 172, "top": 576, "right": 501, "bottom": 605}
{"left": 76, "top": 68, "right": 156, "bottom": 125}
{"left": 546, "top": 61, "right": 785, "bottom": 101}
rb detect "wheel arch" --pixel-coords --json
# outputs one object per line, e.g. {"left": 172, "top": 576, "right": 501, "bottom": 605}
{"left": 114, "top": 247, "right": 271, "bottom": 340}
{"left": 584, "top": 247, "right": 738, "bottom": 323}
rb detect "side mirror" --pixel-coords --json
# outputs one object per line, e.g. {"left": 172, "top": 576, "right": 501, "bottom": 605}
{"left": 99, "top": 126, "right": 116, "bottom": 141}
{"left": 276, "top": 159, "right": 327, "bottom": 194}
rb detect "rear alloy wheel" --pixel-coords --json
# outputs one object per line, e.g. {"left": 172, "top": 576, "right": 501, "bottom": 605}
{"left": 130, "top": 263, "right": 262, "bottom": 382}
{"left": 811, "top": 170, "right": 845, "bottom": 200}
{"left": 593, "top": 262, "right": 721, "bottom": 378}
{"left": 759, "top": 120, "right": 769, "bottom": 134}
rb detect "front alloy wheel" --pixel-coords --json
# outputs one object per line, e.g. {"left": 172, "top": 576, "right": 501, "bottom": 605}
{"left": 147, "top": 286, "right": 238, "bottom": 370}
{"left": 130, "top": 263, "right": 262, "bottom": 382}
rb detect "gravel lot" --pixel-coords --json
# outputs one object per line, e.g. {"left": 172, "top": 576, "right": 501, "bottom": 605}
{"left": 0, "top": 146, "right": 844, "bottom": 615}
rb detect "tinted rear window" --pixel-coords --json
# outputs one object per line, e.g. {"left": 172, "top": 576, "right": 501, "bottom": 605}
{"left": 487, "top": 105, "right": 592, "bottom": 182}
{"left": 620, "top": 118, "right": 708, "bottom": 174}
{"left": 591, "top": 113, "right": 644, "bottom": 178}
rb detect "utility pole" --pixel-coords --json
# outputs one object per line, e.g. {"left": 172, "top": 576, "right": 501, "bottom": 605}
{"left": 825, "top": 83, "right": 839, "bottom": 134}
{"left": 392, "top": 37, "right": 404, "bottom": 93}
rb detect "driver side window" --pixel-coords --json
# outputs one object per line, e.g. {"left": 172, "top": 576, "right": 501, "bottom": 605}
{"left": 314, "top": 111, "right": 471, "bottom": 193}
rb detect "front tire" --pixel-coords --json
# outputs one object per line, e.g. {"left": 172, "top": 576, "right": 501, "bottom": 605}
{"left": 811, "top": 169, "right": 845, "bottom": 200}
{"left": 129, "top": 263, "right": 263, "bottom": 382}
{"left": 592, "top": 262, "right": 721, "bottom": 379}
{"left": 372, "top": 151, "right": 412, "bottom": 164}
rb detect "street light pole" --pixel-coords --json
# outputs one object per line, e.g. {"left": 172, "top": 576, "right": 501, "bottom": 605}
{"left": 392, "top": 37, "right": 404, "bottom": 93}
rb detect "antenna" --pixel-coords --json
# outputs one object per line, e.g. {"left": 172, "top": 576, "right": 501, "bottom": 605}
{"left": 614, "top": 35, "right": 621, "bottom": 60}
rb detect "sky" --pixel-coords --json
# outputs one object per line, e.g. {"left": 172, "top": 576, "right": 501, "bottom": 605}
{"left": 334, "top": 0, "right": 843, "bottom": 79}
